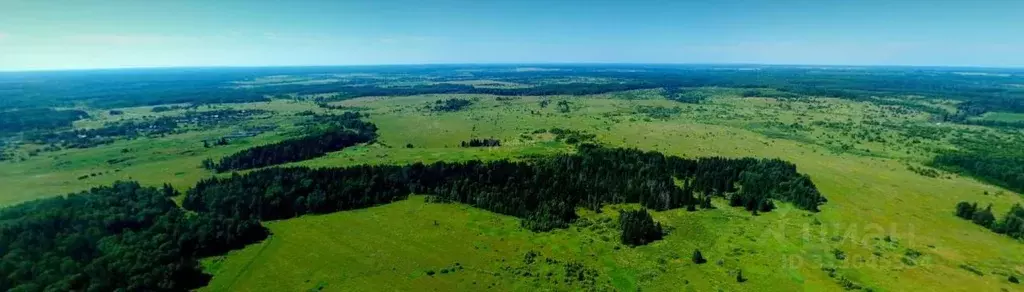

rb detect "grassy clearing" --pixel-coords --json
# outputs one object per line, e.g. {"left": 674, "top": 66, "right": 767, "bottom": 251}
{"left": 201, "top": 196, "right": 824, "bottom": 292}
{"left": 200, "top": 195, "right": 535, "bottom": 291}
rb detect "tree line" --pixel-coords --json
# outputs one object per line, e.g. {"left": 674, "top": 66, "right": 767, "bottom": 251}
{"left": 460, "top": 138, "right": 501, "bottom": 147}
{"left": 428, "top": 98, "right": 473, "bottom": 112}
{"left": 186, "top": 145, "right": 826, "bottom": 231}
{"left": 203, "top": 112, "right": 377, "bottom": 172}
{"left": 931, "top": 137, "right": 1024, "bottom": 194}
{"left": 662, "top": 87, "right": 709, "bottom": 104}
{"left": 4, "top": 66, "right": 1023, "bottom": 120}
{"left": 0, "top": 108, "right": 89, "bottom": 134}
{"left": 0, "top": 181, "right": 267, "bottom": 291}
{"left": 955, "top": 201, "right": 1024, "bottom": 241}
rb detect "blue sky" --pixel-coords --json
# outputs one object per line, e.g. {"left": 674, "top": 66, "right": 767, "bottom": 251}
{"left": 1, "top": 0, "right": 1022, "bottom": 70}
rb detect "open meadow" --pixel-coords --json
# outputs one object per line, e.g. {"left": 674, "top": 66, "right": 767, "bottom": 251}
{"left": 2, "top": 66, "right": 1023, "bottom": 291}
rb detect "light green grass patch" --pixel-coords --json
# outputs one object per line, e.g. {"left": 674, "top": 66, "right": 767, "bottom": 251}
{"left": 975, "top": 111, "right": 1024, "bottom": 122}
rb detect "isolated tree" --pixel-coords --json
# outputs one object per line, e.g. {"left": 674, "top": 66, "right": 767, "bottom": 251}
{"left": 161, "top": 183, "right": 179, "bottom": 197}
{"left": 955, "top": 201, "right": 977, "bottom": 219}
{"left": 736, "top": 270, "right": 746, "bottom": 283}
{"left": 556, "top": 100, "right": 571, "bottom": 113}
{"left": 692, "top": 249, "right": 707, "bottom": 264}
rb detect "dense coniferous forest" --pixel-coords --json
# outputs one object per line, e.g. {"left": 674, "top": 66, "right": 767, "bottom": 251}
{"left": 460, "top": 138, "right": 501, "bottom": 147}
{"left": 954, "top": 201, "right": 1024, "bottom": 241}
{"left": 204, "top": 112, "right": 377, "bottom": 171}
{"left": 0, "top": 182, "right": 267, "bottom": 291}
{"left": 186, "top": 145, "right": 826, "bottom": 231}
{"left": 0, "top": 108, "right": 90, "bottom": 133}
{"left": 931, "top": 138, "right": 1024, "bottom": 194}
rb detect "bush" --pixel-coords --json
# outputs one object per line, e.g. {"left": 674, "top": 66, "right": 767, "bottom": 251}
{"left": 832, "top": 249, "right": 846, "bottom": 260}
{"left": 692, "top": 249, "right": 707, "bottom": 264}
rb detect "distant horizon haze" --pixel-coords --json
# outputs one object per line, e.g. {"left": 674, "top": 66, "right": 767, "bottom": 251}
{"left": 2, "top": 0, "right": 1023, "bottom": 71}
{"left": 3, "top": 62, "right": 1024, "bottom": 74}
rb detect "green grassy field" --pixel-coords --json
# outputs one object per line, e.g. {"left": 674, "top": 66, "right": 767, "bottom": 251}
{"left": 975, "top": 111, "right": 1024, "bottom": 122}
{"left": 200, "top": 195, "right": 837, "bottom": 292}
{"left": 2, "top": 90, "right": 1022, "bottom": 291}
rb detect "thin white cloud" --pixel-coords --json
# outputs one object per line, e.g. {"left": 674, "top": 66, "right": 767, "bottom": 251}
{"left": 260, "top": 32, "right": 352, "bottom": 44}
{"left": 377, "top": 36, "right": 440, "bottom": 44}
{"left": 63, "top": 34, "right": 184, "bottom": 46}
{"left": 674, "top": 41, "right": 928, "bottom": 65}
{"left": 0, "top": 32, "right": 8, "bottom": 41}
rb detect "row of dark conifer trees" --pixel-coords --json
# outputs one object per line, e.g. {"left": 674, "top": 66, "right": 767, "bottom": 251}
{"left": 186, "top": 145, "right": 826, "bottom": 231}
{"left": 955, "top": 201, "right": 1024, "bottom": 240}
{"left": 460, "top": 138, "right": 501, "bottom": 147}
{"left": 203, "top": 112, "right": 377, "bottom": 172}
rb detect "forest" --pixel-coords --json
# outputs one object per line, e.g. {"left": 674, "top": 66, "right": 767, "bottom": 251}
{"left": 931, "top": 138, "right": 1024, "bottom": 194}
{"left": 4, "top": 65, "right": 1022, "bottom": 117}
{"left": 0, "top": 108, "right": 89, "bottom": 134}
{"left": 204, "top": 112, "right": 377, "bottom": 171}
{"left": 186, "top": 145, "right": 826, "bottom": 231}
{"left": 0, "top": 182, "right": 267, "bottom": 291}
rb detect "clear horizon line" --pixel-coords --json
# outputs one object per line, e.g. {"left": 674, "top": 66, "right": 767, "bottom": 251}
{"left": 2, "top": 61, "right": 1023, "bottom": 73}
